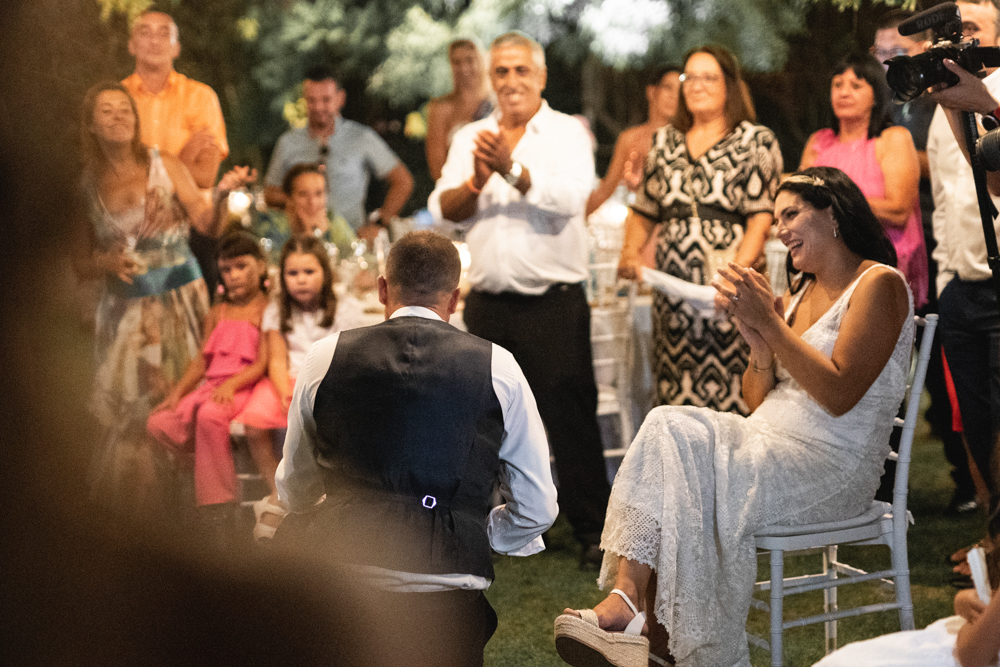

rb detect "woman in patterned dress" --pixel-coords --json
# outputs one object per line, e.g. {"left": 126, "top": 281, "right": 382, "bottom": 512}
{"left": 73, "top": 81, "right": 252, "bottom": 513}
{"left": 618, "top": 45, "right": 783, "bottom": 415}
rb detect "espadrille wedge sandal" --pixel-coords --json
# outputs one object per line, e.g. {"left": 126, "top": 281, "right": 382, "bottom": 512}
{"left": 554, "top": 588, "right": 649, "bottom": 667}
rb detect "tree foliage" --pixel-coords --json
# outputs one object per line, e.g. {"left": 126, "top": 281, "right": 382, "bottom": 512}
{"left": 366, "top": 0, "right": 912, "bottom": 107}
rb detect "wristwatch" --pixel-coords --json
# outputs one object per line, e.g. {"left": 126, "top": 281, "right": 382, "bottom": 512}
{"left": 504, "top": 161, "right": 523, "bottom": 186}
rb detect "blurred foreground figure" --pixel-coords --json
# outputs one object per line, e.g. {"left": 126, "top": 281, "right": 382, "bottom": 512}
{"left": 275, "top": 231, "right": 557, "bottom": 666}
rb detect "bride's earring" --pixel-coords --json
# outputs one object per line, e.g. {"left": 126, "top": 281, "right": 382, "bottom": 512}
{"left": 833, "top": 225, "right": 839, "bottom": 238}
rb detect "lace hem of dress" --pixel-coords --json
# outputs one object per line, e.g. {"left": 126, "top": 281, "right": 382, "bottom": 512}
{"left": 598, "top": 503, "right": 661, "bottom": 589}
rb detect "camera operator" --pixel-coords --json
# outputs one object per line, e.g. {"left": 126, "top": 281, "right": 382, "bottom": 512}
{"left": 875, "top": 10, "right": 976, "bottom": 514}
{"left": 926, "top": 0, "right": 1000, "bottom": 520}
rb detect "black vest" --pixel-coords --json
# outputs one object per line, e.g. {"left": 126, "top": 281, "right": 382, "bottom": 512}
{"left": 310, "top": 316, "right": 505, "bottom": 579}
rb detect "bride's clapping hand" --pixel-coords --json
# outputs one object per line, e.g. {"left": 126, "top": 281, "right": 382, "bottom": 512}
{"left": 713, "top": 263, "right": 783, "bottom": 355}
{"left": 715, "top": 263, "right": 782, "bottom": 327}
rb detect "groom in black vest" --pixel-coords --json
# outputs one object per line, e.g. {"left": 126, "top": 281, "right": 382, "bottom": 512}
{"left": 275, "top": 231, "right": 558, "bottom": 665}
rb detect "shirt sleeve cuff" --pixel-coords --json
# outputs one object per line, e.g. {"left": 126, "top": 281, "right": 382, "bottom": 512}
{"left": 502, "top": 535, "right": 547, "bottom": 557}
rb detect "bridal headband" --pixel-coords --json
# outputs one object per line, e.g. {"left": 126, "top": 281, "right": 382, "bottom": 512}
{"left": 781, "top": 174, "right": 826, "bottom": 188}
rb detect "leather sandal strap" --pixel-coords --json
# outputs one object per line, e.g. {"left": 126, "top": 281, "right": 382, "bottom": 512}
{"left": 610, "top": 588, "right": 646, "bottom": 636}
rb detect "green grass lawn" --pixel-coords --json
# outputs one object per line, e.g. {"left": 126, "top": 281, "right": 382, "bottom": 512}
{"left": 484, "top": 405, "right": 988, "bottom": 667}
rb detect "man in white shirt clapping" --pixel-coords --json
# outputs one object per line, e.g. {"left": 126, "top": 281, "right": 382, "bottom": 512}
{"left": 430, "top": 31, "right": 611, "bottom": 570}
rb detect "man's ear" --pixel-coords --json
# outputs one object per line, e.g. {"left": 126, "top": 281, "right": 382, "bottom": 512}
{"left": 377, "top": 275, "right": 389, "bottom": 305}
{"left": 538, "top": 67, "right": 547, "bottom": 93}
{"left": 446, "top": 288, "right": 460, "bottom": 315}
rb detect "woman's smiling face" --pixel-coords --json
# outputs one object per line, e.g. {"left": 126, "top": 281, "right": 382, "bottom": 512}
{"left": 774, "top": 191, "right": 839, "bottom": 273}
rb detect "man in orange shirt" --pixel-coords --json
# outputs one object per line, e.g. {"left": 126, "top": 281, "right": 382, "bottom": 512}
{"left": 122, "top": 10, "right": 229, "bottom": 293}
{"left": 121, "top": 10, "right": 228, "bottom": 190}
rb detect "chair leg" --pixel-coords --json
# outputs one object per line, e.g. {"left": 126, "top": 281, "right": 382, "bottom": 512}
{"left": 892, "top": 531, "right": 915, "bottom": 630}
{"left": 770, "top": 549, "right": 785, "bottom": 667}
{"left": 823, "top": 545, "right": 838, "bottom": 653}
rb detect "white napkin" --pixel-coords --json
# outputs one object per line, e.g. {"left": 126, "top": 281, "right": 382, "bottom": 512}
{"left": 642, "top": 267, "right": 719, "bottom": 320}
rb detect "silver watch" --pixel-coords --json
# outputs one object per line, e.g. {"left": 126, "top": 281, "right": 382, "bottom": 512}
{"left": 504, "top": 161, "right": 523, "bottom": 186}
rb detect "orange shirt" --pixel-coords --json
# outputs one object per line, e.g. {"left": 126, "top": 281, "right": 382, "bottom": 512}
{"left": 122, "top": 70, "right": 229, "bottom": 158}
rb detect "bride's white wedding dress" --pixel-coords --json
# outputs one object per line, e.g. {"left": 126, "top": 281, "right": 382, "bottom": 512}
{"left": 598, "top": 265, "right": 914, "bottom": 667}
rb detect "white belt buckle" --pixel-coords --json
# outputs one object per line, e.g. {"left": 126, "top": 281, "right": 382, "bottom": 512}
{"left": 422, "top": 495, "right": 437, "bottom": 509}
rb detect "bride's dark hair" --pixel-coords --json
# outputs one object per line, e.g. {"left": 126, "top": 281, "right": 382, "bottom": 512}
{"left": 777, "top": 166, "right": 896, "bottom": 293}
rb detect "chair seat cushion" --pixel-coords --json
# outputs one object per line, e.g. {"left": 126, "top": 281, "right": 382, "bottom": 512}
{"left": 754, "top": 501, "right": 891, "bottom": 538}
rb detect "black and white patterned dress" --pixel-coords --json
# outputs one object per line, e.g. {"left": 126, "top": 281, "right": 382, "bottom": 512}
{"left": 632, "top": 121, "right": 782, "bottom": 414}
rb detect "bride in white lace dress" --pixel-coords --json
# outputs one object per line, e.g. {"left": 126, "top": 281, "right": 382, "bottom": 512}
{"left": 555, "top": 167, "right": 914, "bottom": 667}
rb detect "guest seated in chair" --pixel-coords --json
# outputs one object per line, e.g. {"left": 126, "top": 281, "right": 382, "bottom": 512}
{"left": 251, "top": 162, "right": 357, "bottom": 265}
{"left": 554, "top": 166, "right": 914, "bottom": 667}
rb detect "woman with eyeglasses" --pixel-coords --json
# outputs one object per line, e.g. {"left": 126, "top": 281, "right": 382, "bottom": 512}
{"left": 617, "top": 45, "right": 783, "bottom": 416}
{"left": 800, "top": 52, "right": 928, "bottom": 309}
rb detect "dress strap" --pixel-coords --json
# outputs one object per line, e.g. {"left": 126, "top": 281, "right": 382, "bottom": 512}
{"left": 837, "top": 264, "right": 898, "bottom": 306}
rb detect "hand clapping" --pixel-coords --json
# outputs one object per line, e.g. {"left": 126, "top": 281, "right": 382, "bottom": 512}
{"left": 473, "top": 130, "right": 513, "bottom": 172}
{"left": 712, "top": 262, "right": 783, "bottom": 357}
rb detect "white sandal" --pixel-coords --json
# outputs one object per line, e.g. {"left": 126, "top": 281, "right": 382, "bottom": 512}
{"left": 252, "top": 496, "right": 288, "bottom": 541}
{"left": 554, "top": 588, "right": 649, "bottom": 667}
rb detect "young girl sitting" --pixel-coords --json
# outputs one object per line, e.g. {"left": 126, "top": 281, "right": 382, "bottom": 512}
{"left": 233, "top": 235, "right": 356, "bottom": 540}
{"left": 147, "top": 231, "right": 270, "bottom": 528}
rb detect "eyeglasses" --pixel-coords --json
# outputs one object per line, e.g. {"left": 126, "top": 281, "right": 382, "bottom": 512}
{"left": 679, "top": 72, "right": 722, "bottom": 87}
{"left": 872, "top": 46, "right": 907, "bottom": 62}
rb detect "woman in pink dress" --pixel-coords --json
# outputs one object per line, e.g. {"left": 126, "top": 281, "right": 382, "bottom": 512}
{"left": 801, "top": 52, "right": 928, "bottom": 308}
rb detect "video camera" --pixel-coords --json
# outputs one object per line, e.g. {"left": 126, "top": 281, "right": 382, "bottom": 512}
{"left": 884, "top": 2, "right": 1000, "bottom": 103}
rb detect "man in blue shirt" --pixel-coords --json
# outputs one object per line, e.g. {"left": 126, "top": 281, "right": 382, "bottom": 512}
{"left": 264, "top": 65, "right": 413, "bottom": 241}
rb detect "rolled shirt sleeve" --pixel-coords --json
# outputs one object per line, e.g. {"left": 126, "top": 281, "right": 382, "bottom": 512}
{"left": 275, "top": 332, "right": 341, "bottom": 513}
{"left": 487, "top": 344, "right": 559, "bottom": 555}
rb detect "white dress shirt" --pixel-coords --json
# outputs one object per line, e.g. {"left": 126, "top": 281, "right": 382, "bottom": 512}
{"left": 427, "top": 101, "right": 595, "bottom": 295}
{"left": 927, "top": 68, "right": 1000, "bottom": 296}
{"left": 275, "top": 306, "right": 558, "bottom": 591}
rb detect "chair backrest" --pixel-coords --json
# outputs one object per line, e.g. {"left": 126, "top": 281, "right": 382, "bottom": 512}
{"left": 590, "top": 282, "right": 637, "bottom": 390}
{"left": 891, "top": 314, "right": 938, "bottom": 520}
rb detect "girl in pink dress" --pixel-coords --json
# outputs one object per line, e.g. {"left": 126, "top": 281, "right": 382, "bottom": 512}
{"left": 232, "top": 236, "right": 346, "bottom": 540}
{"left": 801, "top": 52, "right": 928, "bottom": 309}
{"left": 147, "top": 231, "right": 270, "bottom": 515}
